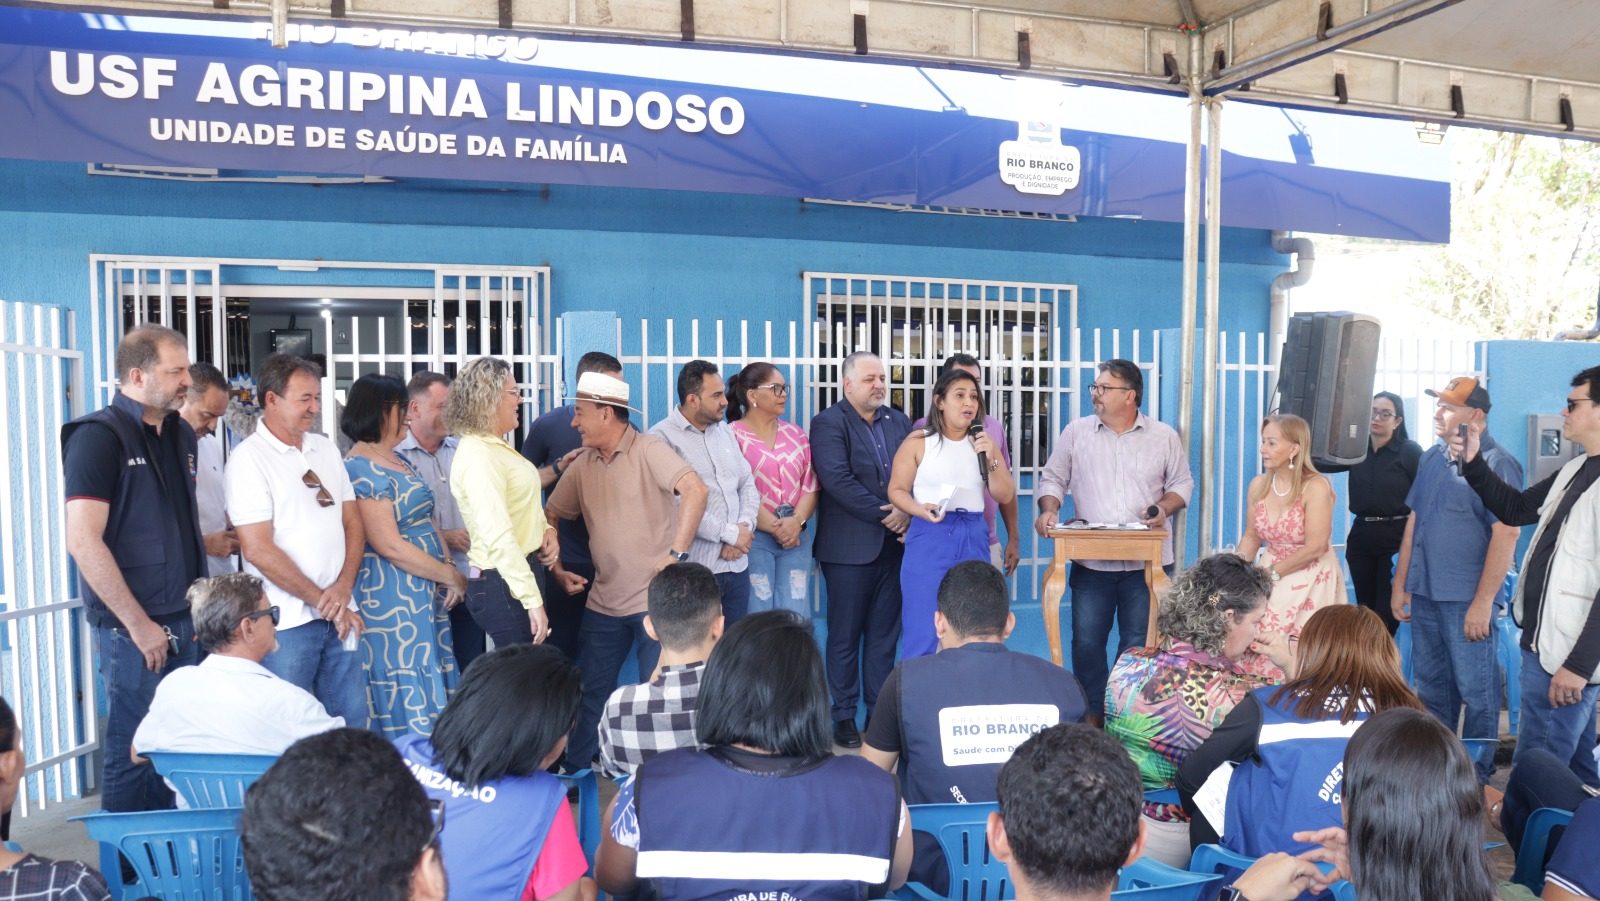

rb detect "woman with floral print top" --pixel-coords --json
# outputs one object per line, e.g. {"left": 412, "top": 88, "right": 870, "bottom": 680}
{"left": 1104, "top": 553, "right": 1293, "bottom": 868}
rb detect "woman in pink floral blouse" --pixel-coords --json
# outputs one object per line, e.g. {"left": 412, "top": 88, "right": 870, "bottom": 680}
{"left": 727, "top": 362, "right": 819, "bottom": 619}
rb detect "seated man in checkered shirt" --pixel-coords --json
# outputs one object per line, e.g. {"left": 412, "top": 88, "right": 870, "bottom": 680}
{"left": 598, "top": 562, "right": 725, "bottom": 778}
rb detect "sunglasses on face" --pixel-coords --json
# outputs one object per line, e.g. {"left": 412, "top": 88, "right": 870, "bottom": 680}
{"left": 302, "top": 470, "right": 335, "bottom": 508}
{"left": 240, "top": 605, "right": 281, "bottom": 627}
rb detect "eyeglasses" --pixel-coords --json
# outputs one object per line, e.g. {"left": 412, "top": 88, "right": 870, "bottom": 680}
{"left": 240, "top": 605, "right": 280, "bottom": 628}
{"left": 1370, "top": 410, "right": 1396, "bottom": 421}
{"left": 755, "top": 383, "right": 789, "bottom": 396}
{"left": 1567, "top": 397, "right": 1595, "bottom": 413}
{"left": 301, "top": 470, "right": 335, "bottom": 508}
{"left": 1089, "top": 384, "right": 1134, "bottom": 394}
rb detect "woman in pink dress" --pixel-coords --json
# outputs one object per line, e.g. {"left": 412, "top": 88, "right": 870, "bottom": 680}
{"left": 1236, "top": 413, "right": 1345, "bottom": 680}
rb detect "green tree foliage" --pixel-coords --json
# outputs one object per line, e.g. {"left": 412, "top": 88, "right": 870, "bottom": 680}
{"left": 1416, "top": 130, "right": 1600, "bottom": 339}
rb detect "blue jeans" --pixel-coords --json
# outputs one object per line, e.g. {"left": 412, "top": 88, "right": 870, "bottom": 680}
{"left": 1069, "top": 565, "right": 1150, "bottom": 717}
{"left": 1410, "top": 594, "right": 1500, "bottom": 782}
{"left": 746, "top": 529, "right": 815, "bottom": 619}
{"left": 466, "top": 566, "right": 534, "bottom": 648}
{"left": 262, "top": 619, "right": 369, "bottom": 731}
{"left": 95, "top": 619, "right": 201, "bottom": 812}
{"left": 1515, "top": 648, "right": 1600, "bottom": 788}
{"left": 568, "top": 611, "right": 661, "bottom": 771}
{"left": 715, "top": 570, "right": 751, "bottom": 626}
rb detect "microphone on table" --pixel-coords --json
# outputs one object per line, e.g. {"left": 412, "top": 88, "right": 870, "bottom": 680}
{"left": 968, "top": 423, "right": 989, "bottom": 485}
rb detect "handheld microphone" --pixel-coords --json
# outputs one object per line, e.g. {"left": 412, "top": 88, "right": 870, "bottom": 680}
{"left": 1451, "top": 424, "right": 1467, "bottom": 473}
{"left": 968, "top": 423, "right": 989, "bottom": 485}
{"left": 1145, "top": 505, "right": 1161, "bottom": 520}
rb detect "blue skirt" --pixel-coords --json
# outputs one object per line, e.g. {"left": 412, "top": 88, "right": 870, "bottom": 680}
{"left": 899, "top": 511, "right": 990, "bottom": 659}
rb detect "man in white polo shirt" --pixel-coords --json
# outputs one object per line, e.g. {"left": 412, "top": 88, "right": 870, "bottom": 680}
{"left": 135, "top": 572, "right": 343, "bottom": 758}
{"left": 226, "top": 353, "right": 368, "bottom": 728}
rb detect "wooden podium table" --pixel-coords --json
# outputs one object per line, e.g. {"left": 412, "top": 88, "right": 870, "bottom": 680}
{"left": 1040, "top": 528, "right": 1170, "bottom": 668}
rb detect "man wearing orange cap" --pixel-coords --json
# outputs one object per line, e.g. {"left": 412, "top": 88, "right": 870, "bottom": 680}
{"left": 1391, "top": 376, "right": 1522, "bottom": 784}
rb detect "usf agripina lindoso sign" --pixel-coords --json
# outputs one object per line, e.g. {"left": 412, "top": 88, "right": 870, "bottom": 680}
{"left": 0, "top": 5, "right": 1448, "bottom": 240}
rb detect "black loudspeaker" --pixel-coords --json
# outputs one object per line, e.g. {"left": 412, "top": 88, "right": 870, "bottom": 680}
{"left": 1276, "top": 312, "right": 1382, "bottom": 468}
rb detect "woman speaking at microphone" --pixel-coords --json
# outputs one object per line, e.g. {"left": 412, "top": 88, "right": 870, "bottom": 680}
{"left": 888, "top": 369, "right": 1015, "bottom": 659}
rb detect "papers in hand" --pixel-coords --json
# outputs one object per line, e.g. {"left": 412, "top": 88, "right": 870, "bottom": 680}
{"left": 1052, "top": 521, "right": 1151, "bottom": 531}
{"left": 1193, "top": 761, "right": 1235, "bottom": 837}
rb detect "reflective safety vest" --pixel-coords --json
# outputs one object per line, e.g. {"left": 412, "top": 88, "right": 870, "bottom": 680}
{"left": 1223, "top": 687, "right": 1369, "bottom": 858}
{"left": 635, "top": 747, "right": 900, "bottom": 901}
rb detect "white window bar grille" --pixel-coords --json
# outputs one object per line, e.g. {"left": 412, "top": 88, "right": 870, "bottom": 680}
{"left": 1208, "top": 332, "right": 1482, "bottom": 555}
{"left": 0, "top": 300, "right": 93, "bottom": 818}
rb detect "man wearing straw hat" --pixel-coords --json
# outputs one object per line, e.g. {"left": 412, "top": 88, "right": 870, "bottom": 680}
{"left": 546, "top": 371, "right": 709, "bottom": 772}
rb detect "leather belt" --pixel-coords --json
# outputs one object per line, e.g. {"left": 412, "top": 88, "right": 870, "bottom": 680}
{"left": 1358, "top": 514, "right": 1409, "bottom": 522}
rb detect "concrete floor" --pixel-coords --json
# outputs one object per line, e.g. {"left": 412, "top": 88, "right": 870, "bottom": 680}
{"left": 10, "top": 792, "right": 100, "bottom": 865}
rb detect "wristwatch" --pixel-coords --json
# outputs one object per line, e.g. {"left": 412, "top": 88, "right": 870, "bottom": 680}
{"left": 669, "top": 549, "right": 690, "bottom": 562}
{"left": 1217, "top": 887, "right": 1251, "bottom": 901}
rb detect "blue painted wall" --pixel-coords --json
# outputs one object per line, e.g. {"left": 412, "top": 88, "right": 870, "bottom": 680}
{"left": 1483, "top": 341, "right": 1600, "bottom": 559}
{"left": 0, "top": 157, "right": 1285, "bottom": 669}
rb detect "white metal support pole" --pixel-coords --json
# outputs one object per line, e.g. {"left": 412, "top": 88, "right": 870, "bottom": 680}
{"left": 1199, "top": 95, "right": 1225, "bottom": 556}
{"left": 1175, "top": 32, "right": 1204, "bottom": 570}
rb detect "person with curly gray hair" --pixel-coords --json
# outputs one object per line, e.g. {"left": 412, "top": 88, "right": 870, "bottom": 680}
{"left": 1102, "top": 553, "right": 1292, "bottom": 868}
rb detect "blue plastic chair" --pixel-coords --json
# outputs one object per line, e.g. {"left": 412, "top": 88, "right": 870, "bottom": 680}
{"left": 558, "top": 768, "right": 601, "bottom": 876}
{"left": 1512, "top": 806, "right": 1574, "bottom": 894}
{"left": 1497, "top": 610, "right": 1521, "bottom": 735}
{"left": 75, "top": 807, "right": 251, "bottom": 901}
{"left": 896, "top": 802, "right": 1009, "bottom": 901}
{"left": 1459, "top": 737, "right": 1500, "bottom": 780}
{"left": 145, "top": 751, "right": 278, "bottom": 809}
{"left": 1112, "top": 858, "right": 1220, "bottom": 899}
{"left": 1189, "top": 843, "right": 1355, "bottom": 901}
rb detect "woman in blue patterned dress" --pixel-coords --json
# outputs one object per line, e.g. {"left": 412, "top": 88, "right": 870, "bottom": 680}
{"left": 341, "top": 373, "right": 466, "bottom": 737}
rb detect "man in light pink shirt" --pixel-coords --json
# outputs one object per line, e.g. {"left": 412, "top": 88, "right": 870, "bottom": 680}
{"left": 1034, "top": 359, "right": 1194, "bottom": 718}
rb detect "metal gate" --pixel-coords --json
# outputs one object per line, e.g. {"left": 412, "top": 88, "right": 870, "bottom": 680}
{"left": 0, "top": 300, "right": 93, "bottom": 817}
{"left": 321, "top": 266, "right": 560, "bottom": 436}
{"left": 90, "top": 256, "right": 556, "bottom": 436}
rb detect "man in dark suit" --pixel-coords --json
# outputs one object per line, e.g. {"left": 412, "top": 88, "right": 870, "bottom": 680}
{"left": 810, "top": 351, "right": 913, "bottom": 748}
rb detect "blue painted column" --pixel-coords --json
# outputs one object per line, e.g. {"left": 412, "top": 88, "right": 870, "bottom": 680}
{"left": 559, "top": 310, "right": 620, "bottom": 399}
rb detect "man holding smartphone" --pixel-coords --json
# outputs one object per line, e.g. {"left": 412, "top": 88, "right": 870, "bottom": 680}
{"left": 1391, "top": 375, "right": 1522, "bottom": 784}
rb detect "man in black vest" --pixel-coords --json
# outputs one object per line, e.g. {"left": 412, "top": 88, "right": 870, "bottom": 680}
{"left": 862, "top": 560, "right": 1087, "bottom": 890}
{"left": 63, "top": 324, "right": 205, "bottom": 812}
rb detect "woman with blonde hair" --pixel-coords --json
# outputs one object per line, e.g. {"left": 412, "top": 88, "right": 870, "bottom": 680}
{"left": 1177, "top": 604, "right": 1424, "bottom": 857}
{"left": 447, "top": 357, "right": 560, "bottom": 648}
{"left": 1235, "top": 413, "right": 1344, "bottom": 679}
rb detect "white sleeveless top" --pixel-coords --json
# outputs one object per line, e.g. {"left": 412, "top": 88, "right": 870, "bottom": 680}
{"left": 912, "top": 431, "right": 987, "bottom": 513}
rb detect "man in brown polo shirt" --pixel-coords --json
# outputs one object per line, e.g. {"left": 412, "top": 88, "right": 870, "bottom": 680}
{"left": 547, "top": 371, "right": 708, "bottom": 771}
